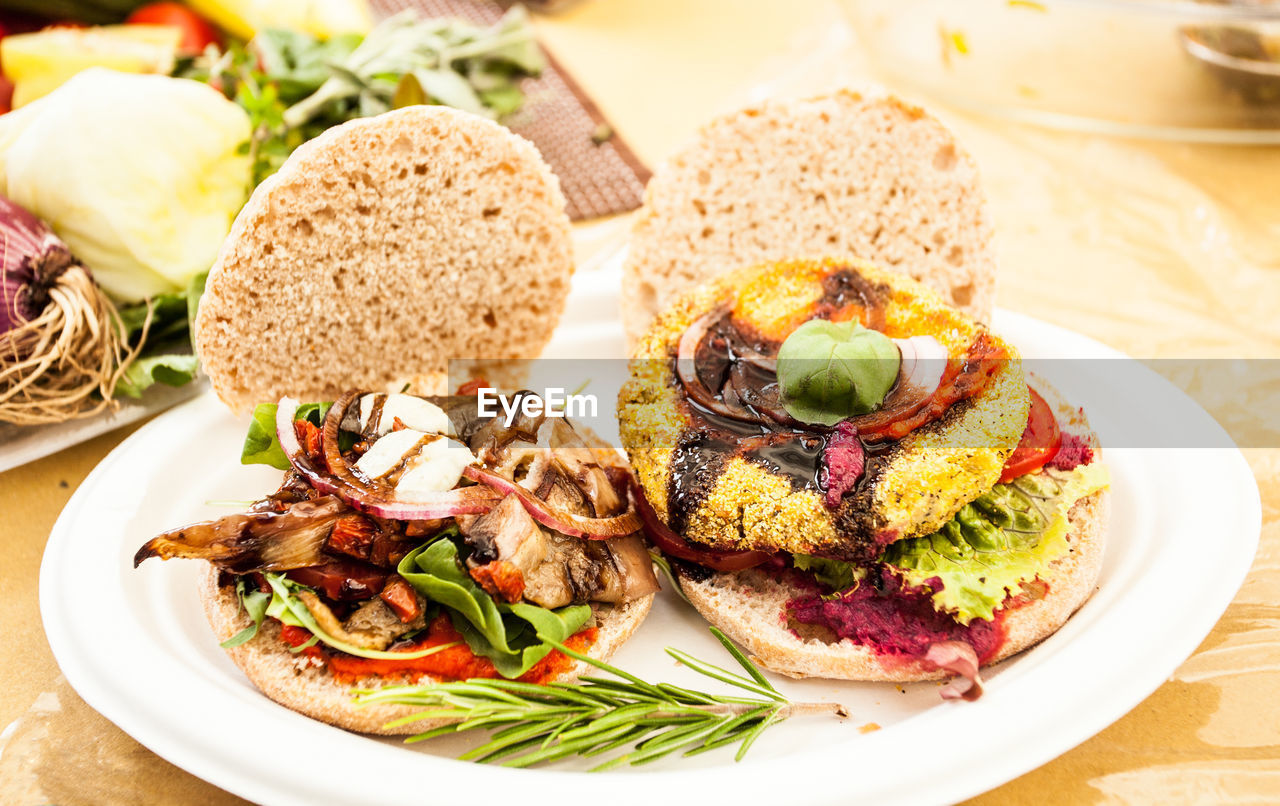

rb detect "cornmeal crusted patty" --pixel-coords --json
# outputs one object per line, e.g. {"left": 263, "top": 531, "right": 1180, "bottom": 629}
{"left": 617, "top": 257, "right": 1030, "bottom": 560}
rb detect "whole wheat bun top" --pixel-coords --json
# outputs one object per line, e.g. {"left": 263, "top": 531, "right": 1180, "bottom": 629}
{"left": 621, "top": 90, "right": 996, "bottom": 342}
{"left": 196, "top": 105, "right": 573, "bottom": 412}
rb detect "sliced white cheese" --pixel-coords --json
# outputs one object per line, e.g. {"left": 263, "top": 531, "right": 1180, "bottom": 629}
{"left": 355, "top": 429, "right": 431, "bottom": 480}
{"left": 357, "top": 393, "right": 451, "bottom": 436}
{"left": 396, "top": 438, "right": 477, "bottom": 498}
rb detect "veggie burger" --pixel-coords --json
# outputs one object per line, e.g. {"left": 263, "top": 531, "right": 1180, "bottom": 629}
{"left": 619, "top": 257, "right": 1109, "bottom": 699}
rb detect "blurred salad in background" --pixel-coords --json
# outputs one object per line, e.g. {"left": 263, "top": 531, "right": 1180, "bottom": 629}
{"left": 0, "top": 0, "right": 544, "bottom": 426}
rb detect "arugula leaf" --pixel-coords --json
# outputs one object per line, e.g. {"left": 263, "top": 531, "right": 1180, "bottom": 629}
{"left": 220, "top": 577, "right": 272, "bottom": 648}
{"left": 241, "top": 401, "right": 332, "bottom": 468}
{"left": 398, "top": 536, "right": 591, "bottom": 678}
{"left": 881, "top": 463, "right": 1111, "bottom": 624}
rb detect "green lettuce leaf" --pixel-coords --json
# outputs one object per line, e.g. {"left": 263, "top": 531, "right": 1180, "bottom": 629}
{"left": 114, "top": 354, "right": 201, "bottom": 399}
{"left": 241, "top": 401, "right": 332, "bottom": 468}
{"left": 793, "top": 554, "right": 863, "bottom": 592}
{"left": 398, "top": 536, "right": 591, "bottom": 678}
{"left": 881, "top": 463, "right": 1111, "bottom": 625}
{"left": 112, "top": 270, "right": 209, "bottom": 398}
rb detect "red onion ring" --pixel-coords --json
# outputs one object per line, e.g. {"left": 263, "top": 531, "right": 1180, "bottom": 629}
{"left": 925, "top": 641, "right": 984, "bottom": 701}
{"left": 463, "top": 465, "right": 641, "bottom": 539}
{"left": 322, "top": 390, "right": 379, "bottom": 495}
{"left": 630, "top": 480, "right": 771, "bottom": 572}
{"left": 676, "top": 305, "right": 762, "bottom": 423}
{"left": 276, "top": 396, "right": 499, "bottom": 521}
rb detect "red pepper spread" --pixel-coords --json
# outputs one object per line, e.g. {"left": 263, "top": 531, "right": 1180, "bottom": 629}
{"left": 280, "top": 614, "right": 598, "bottom": 685}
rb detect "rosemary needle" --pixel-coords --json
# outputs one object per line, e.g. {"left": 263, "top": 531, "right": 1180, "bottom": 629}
{"left": 355, "top": 627, "right": 848, "bottom": 770}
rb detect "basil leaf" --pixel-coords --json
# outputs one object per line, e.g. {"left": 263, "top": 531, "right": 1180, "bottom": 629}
{"left": 776, "top": 320, "right": 900, "bottom": 426}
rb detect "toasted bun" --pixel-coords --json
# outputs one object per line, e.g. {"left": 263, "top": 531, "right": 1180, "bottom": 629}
{"left": 621, "top": 90, "right": 996, "bottom": 343}
{"left": 671, "top": 380, "right": 1109, "bottom": 681}
{"left": 196, "top": 106, "right": 573, "bottom": 413}
{"left": 201, "top": 565, "right": 654, "bottom": 735}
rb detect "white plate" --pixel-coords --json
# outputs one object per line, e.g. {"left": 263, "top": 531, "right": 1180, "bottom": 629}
{"left": 41, "top": 292, "right": 1259, "bottom": 806}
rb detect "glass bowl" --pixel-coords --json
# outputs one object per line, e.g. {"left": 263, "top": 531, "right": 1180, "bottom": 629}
{"left": 841, "top": 0, "right": 1280, "bottom": 142}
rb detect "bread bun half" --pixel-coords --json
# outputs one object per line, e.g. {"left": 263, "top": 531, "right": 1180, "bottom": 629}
{"left": 670, "top": 378, "right": 1109, "bottom": 682}
{"left": 201, "top": 565, "right": 655, "bottom": 735}
{"left": 196, "top": 105, "right": 574, "bottom": 412}
{"left": 622, "top": 90, "right": 997, "bottom": 343}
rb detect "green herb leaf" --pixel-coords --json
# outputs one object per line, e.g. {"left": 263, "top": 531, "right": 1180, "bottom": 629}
{"left": 881, "top": 463, "right": 1111, "bottom": 623}
{"left": 184, "top": 8, "right": 543, "bottom": 188}
{"left": 776, "top": 319, "right": 900, "bottom": 426}
{"left": 263, "top": 573, "right": 458, "bottom": 661}
{"left": 398, "top": 536, "right": 591, "bottom": 678}
{"left": 220, "top": 577, "right": 272, "bottom": 648}
{"left": 792, "top": 554, "right": 864, "bottom": 593}
{"left": 114, "top": 354, "right": 201, "bottom": 399}
{"left": 240, "top": 401, "right": 332, "bottom": 468}
{"left": 357, "top": 627, "right": 849, "bottom": 769}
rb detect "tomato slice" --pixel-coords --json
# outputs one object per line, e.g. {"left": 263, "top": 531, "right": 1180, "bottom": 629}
{"left": 999, "top": 386, "right": 1062, "bottom": 483}
{"left": 126, "top": 2, "right": 220, "bottom": 54}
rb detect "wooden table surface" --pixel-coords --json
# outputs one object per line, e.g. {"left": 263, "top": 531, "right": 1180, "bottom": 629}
{"left": 3, "top": 1, "right": 1278, "bottom": 802}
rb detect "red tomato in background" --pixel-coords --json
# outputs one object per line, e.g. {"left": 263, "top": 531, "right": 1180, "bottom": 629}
{"left": 999, "top": 386, "right": 1062, "bottom": 483}
{"left": 126, "top": 2, "right": 221, "bottom": 54}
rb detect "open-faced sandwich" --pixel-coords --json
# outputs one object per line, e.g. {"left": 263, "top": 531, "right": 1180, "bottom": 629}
{"left": 619, "top": 257, "right": 1109, "bottom": 699}
{"left": 129, "top": 104, "right": 662, "bottom": 733}
{"left": 136, "top": 388, "right": 657, "bottom": 733}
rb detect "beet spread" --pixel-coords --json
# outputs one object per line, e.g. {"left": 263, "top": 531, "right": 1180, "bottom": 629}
{"left": 1050, "top": 432, "right": 1094, "bottom": 472}
{"left": 787, "top": 567, "right": 1006, "bottom": 664}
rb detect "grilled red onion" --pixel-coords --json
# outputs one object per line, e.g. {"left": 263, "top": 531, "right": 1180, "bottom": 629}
{"left": 275, "top": 396, "right": 499, "bottom": 521}
{"left": 845, "top": 335, "right": 948, "bottom": 437}
{"left": 631, "top": 480, "right": 770, "bottom": 571}
{"left": 676, "top": 305, "right": 761, "bottom": 423}
{"left": 463, "top": 465, "right": 641, "bottom": 539}
{"left": 925, "top": 641, "right": 984, "bottom": 701}
{"left": 323, "top": 389, "right": 379, "bottom": 495}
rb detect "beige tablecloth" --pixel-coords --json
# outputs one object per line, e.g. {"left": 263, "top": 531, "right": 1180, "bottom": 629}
{"left": 3, "top": 1, "right": 1278, "bottom": 802}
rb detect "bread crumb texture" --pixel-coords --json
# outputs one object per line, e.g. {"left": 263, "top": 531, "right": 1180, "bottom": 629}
{"left": 197, "top": 106, "right": 573, "bottom": 412}
{"left": 622, "top": 90, "right": 997, "bottom": 341}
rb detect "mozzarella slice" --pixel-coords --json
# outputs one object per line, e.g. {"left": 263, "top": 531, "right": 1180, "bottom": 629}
{"left": 357, "top": 393, "right": 451, "bottom": 436}
{"left": 355, "top": 429, "right": 431, "bottom": 480}
{"left": 396, "top": 438, "right": 477, "bottom": 498}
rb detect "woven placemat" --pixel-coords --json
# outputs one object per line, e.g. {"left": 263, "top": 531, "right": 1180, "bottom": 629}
{"left": 371, "top": 0, "right": 651, "bottom": 220}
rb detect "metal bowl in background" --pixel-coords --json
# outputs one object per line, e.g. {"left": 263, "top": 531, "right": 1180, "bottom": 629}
{"left": 841, "top": 0, "right": 1280, "bottom": 143}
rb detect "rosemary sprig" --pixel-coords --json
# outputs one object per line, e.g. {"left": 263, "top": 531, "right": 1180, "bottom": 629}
{"left": 355, "top": 628, "right": 847, "bottom": 770}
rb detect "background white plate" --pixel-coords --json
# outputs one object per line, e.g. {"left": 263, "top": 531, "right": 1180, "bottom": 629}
{"left": 41, "top": 269, "right": 1259, "bottom": 806}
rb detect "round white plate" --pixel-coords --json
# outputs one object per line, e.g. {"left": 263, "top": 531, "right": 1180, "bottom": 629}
{"left": 42, "top": 284, "right": 1259, "bottom": 806}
